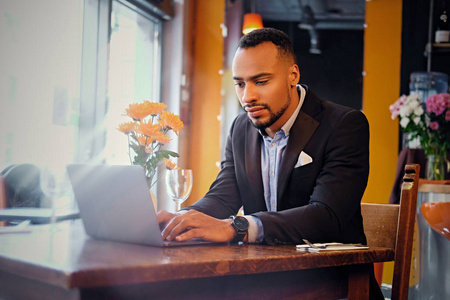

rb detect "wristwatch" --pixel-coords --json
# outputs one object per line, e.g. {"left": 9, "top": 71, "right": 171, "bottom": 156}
{"left": 230, "top": 215, "right": 249, "bottom": 243}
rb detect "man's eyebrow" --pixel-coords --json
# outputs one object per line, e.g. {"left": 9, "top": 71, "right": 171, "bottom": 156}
{"left": 232, "top": 72, "right": 272, "bottom": 81}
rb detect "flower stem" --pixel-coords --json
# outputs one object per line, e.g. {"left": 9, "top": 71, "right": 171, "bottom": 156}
{"left": 149, "top": 169, "right": 167, "bottom": 189}
{"left": 427, "top": 147, "right": 446, "bottom": 180}
{"left": 127, "top": 134, "right": 133, "bottom": 165}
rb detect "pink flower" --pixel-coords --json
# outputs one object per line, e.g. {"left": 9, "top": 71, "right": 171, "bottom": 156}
{"left": 397, "top": 95, "right": 406, "bottom": 106}
{"left": 390, "top": 95, "right": 407, "bottom": 119}
{"left": 389, "top": 104, "right": 400, "bottom": 119}
{"left": 426, "top": 93, "right": 450, "bottom": 116}
{"left": 429, "top": 121, "right": 439, "bottom": 130}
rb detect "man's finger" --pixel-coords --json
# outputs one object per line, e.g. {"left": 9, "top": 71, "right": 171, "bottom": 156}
{"left": 156, "top": 210, "right": 174, "bottom": 224}
{"left": 162, "top": 214, "right": 190, "bottom": 240}
{"left": 166, "top": 217, "right": 198, "bottom": 241}
{"left": 175, "top": 228, "right": 201, "bottom": 242}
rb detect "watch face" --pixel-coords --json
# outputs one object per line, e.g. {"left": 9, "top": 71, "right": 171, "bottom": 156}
{"left": 234, "top": 216, "right": 249, "bottom": 231}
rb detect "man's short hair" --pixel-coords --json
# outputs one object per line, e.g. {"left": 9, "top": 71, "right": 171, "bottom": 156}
{"left": 237, "top": 28, "right": 297, "bottom": 64}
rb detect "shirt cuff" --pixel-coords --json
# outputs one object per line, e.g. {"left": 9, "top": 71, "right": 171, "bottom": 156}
{"left": 243, "top": 215, "right": 264, "bottom": 243}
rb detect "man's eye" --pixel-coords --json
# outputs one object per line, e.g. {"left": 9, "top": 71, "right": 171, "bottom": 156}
{"left": 256, "top": 80, "right": 267, "bottom": 85}
{"left": 234, "top": 82, "right": 244, "bottom": 88}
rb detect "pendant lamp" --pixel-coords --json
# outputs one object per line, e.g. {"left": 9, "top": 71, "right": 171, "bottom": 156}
{"left": 242, "top": 12, "right": 263, "bottom": 34}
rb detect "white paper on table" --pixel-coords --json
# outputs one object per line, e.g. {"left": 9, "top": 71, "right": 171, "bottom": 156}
{"left": 0, "top": 220, "right": 32, "bottom": 234}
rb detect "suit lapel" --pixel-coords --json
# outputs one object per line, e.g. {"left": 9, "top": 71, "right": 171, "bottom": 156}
{"left": 277, "top": 93, "right": 321, "bottom": 205}
{"left": 244, "top": 120, "right": 266, "bottom": 210}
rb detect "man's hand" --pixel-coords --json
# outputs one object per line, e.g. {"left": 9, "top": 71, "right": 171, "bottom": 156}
{"left": 156, "top": 210, "right": 178, "bottom": 231}
{"left": 156, "top": 209, "right": 237, "bottom": 243}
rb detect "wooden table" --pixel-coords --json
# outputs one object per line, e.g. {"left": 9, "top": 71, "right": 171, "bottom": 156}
{"left": 0, "top": 220, "right": 394, "bottom": 300}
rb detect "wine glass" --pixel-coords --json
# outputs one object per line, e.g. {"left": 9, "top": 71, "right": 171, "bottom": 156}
{"left": 39, "top": 167, "right": 64, "bottom": 225}
{"left": 165, "top": 169, "right": 193, "bottom": 211}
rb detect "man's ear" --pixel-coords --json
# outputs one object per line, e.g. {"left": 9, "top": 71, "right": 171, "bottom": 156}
{"left": 289, "top": 64, "right": 300, "bottom": 87}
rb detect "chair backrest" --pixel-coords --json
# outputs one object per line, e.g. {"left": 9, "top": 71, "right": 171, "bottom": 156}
{"left": 361, "top": 163, "right": 420, "bottom": 300}
{"left": 0, "top": 164, "right": 43, "bottom": 208}
{"left": 0, "top": 176, "right": 6, "bottom": 226}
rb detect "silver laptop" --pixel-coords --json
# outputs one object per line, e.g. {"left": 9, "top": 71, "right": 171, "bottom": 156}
{"left": 67, "top": 164, "right": 213, "bottom": 247}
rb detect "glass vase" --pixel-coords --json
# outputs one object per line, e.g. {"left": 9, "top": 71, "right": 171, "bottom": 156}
{"left": 402, "top": 132, "right": 421, "bottom": 149}
{"left": 426, "top": 151, "right": 446, "bottom": 181}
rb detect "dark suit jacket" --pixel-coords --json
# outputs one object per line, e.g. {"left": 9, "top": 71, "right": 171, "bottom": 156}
{"left": 188, "top": 88, "right": 383, "bottom": 299}
{"left": 189, "top": 88, "right": 369, "bottom": 246}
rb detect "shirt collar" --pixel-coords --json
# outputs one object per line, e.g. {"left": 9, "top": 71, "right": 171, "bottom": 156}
{"left": 259, "top": 85, "right": 306, "bottom": 137}
{"left": 282, "top": 85, "right": 305, "bottom": 136}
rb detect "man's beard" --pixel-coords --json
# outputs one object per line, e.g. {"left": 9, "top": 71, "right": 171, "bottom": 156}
{"left": 248, "top": 89, "right": 291, "bottom": 131}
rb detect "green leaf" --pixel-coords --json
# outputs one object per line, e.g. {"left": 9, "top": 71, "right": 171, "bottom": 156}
{"left": 159, "top": 150, "right": 179, "bottom": 158}
{"left": 130, "top": 132, "right": 139, "bottom": 142}
{"left": 129, "top": 143, "right": 140, "bottom": 153}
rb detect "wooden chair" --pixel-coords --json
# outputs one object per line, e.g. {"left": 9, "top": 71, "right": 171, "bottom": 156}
{"left": 361, "top": 163, "right": 420, "bottom": 300}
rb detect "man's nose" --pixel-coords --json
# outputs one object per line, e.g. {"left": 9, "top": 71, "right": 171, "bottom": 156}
{"left": 242, "top": 84, "right": 257, "bottom": 104}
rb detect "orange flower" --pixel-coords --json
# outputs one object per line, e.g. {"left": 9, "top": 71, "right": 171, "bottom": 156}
{"left": 154, "top": 132, "right": 171, "bottom": 145}
{"left": 143, "top": 101, "right": 167, "bottom": 116}
{"left": 137, "top": 121, "right": 161, "bottom": 137}
{"left": 124, "top": 103, "right": 151, "bottom": 121}
{"left": 124, "top": 101, "right": 167, "bottom": 121}
{"left": 159, "top": 111, "right": 184, "bottom": 135}
{"left": 136, "top": 135, "right": 153, "bottom": 146}
{"left": 117, "top": 122, "right": 136, "bottom": 134}
{"left": 118, "top": 101, "right": 183, "bottom": 189}
{"left": 145, "top": 146, "right": 153, "bottom": 153}
{"left": 164, "top": 158, "right": 177, "bottom": 170}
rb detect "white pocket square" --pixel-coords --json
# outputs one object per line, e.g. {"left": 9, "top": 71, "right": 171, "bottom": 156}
{"left": 295, "top": 151, "right": 313, "bottom": 168}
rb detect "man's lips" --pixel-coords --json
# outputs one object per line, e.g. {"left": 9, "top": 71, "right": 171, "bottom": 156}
{"left": 245, "top": 105, "right": 266, "bottom": 118}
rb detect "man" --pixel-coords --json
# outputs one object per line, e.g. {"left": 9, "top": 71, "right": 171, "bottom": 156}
{"left": 158, "top": 28, "right": 382, "bottom": 299}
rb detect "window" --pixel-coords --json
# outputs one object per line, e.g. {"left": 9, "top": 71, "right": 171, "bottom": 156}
{"left": 104, "top": 0, "right": 162, "bottom": 165}
{"left": 0, "top": 0, "right": 84, "bottom": 173}
{"left": 0, "top": 0, "right": 163, "bottom": 211}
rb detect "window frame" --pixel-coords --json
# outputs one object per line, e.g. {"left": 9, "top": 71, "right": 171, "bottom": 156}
{"left": 77, "top": 0, "right": 163, "bottom": 164}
